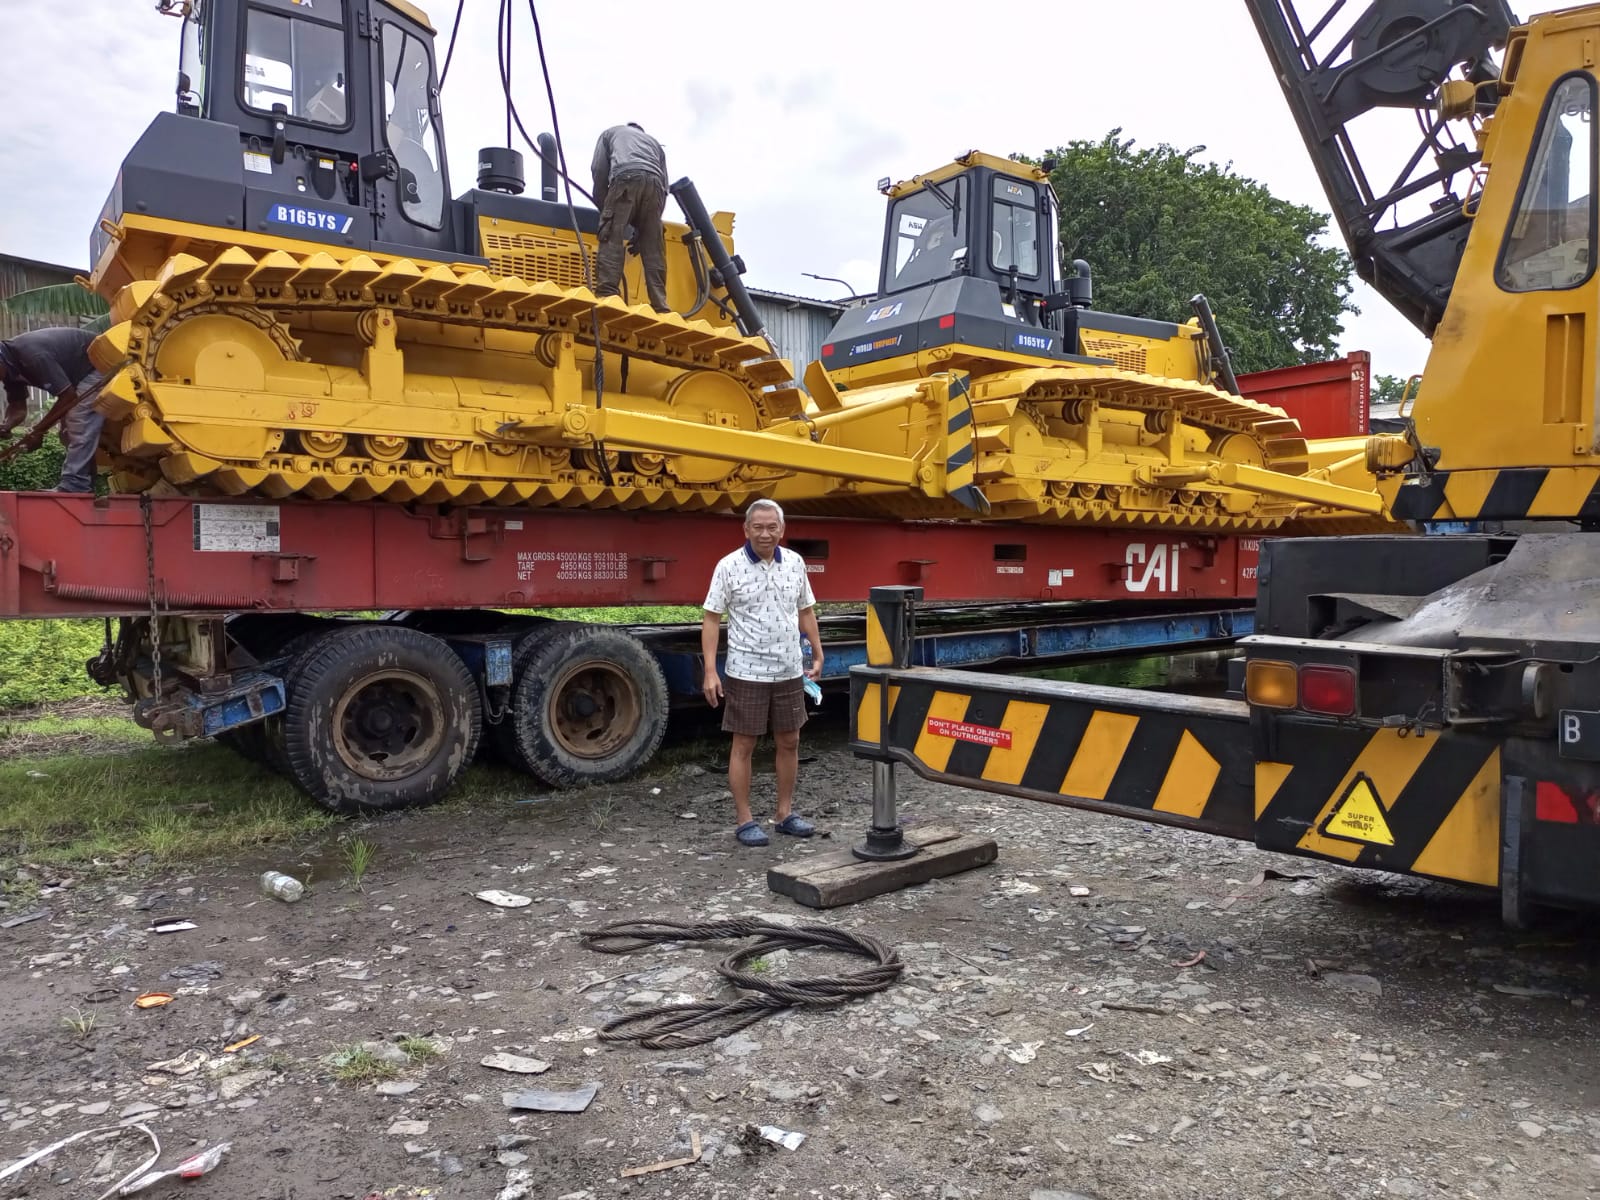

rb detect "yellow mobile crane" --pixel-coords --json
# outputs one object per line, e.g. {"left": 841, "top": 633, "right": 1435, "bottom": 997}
{"left": 836, "top": 0, "right": 1600, "bottom": 922}
{"left": 82, "top": 0, "right": 1385, "bottom": 534}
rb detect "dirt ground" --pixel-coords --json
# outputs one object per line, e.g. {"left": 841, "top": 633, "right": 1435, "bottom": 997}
{"left": 3, "top": 708, "right": 1599, "bottom": 1200}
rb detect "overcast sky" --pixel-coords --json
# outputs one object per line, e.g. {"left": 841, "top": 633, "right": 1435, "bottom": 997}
{"left": 0, "top": 1, "right": 1570, "bottom": 378}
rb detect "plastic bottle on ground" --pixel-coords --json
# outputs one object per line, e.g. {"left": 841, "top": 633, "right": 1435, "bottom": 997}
{"left": 259, "top": 870, "right": 305, "bottom": 903}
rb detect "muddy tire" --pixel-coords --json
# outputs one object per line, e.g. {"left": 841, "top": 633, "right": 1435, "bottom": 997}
{"left": 258, "top": 629, "right": 337, "bottom": 778}
{"left": 279, "top": 625, "right": 481, "bottom": 813}
{"left": 216, "top": 723, "right": 269, "bottom": 764}
{"left": 505, "top": 624, "right": 668, "bottom": 788}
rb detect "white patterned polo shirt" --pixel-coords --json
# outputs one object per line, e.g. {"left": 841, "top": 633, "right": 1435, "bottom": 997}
{"left": 703, "top": 542, "right": 816, "bottom": 681}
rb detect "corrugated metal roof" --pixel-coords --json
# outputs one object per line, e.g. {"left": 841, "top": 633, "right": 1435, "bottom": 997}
{"left": 748, "top": 287, "right": 846, "bottom": 313}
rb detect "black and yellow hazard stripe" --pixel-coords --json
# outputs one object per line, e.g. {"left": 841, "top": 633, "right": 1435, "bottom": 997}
{"left": 1392, "top": 466, "right": 1600, "bottom": 522}
{"left": 849, "top": 669, "right": 1256, "bottom": 838}
{"left": 851, "top": 666, "right": 1509, "bottom": 889}
{"left": 942, "top": 374, "right": 991, "bottom": 514}
{"left": 1254, "top": 719, "right": 1501, "bottom": 887}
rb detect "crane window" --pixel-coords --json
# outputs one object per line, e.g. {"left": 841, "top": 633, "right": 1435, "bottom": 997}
{"left": 380, "top": 22, "right": 445, "bottom": 230}
{"left": 241, "top": 7, "right": 347, "bottom": 127}
{"left": 1498, "top": 74, "right": 1596, "bottom": 293}
{"left": 886, "top": 179, "right": 968, "bottom": 293}
{"left": 990, "top": 177, "right": 1040, "bottom": 278}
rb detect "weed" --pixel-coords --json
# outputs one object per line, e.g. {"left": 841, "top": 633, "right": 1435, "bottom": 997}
{"left": 139, "top": 812, "right": 187, "bottom": 861}
{"left": 263, "top": 1052, "right": 296, "bottom": 1075}
{"left": 587, "top": 792, "right": 618, "bottom": 832}
{"left": 398, "top": 1035, "right": 441, "bottom": 1063}
{"left": 324, "top": 1044, "right": 400, "bottom": 1084}
{"left": 746, "top": 957, "right": 770, "bottom": 974}
{"left": 341, "top": 836, "right": 376, "bottom": 889}
{"left": 61, "top": 1008, "right": 96, "bottom": 1038}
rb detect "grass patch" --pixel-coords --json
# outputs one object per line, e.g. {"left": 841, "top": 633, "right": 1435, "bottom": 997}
{"left": 0, "top": 741, "right": 336, "bottom": 869}
{"left": 61, "top": 1007, "right": 97, "bottom": 1038}
{"left": 0, "top": 711, "right": 149, "bottom": 760}
{"left": 524, "top": 605, "right": 702, "bottom": 624}
{"left": 341, "top": 836, "right": 376, "bottom": 889}
{"left": 324, "top": 1045, "right": 400, "bottom": 1084}
{"left": 399, "top": 1035, "right": 441, "bottom": 1063}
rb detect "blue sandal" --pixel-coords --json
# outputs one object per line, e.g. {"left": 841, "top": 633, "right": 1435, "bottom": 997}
{"left": 735, "top": 820, "right": 770, "bottom": 847}
{"left": 774, "top": 814, "right": 815, "bottom": 838}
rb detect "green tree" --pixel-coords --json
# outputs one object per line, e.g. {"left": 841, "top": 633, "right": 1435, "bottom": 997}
{"left": 1039, "top": 131, "right": 1354, "bottom": 374}
{"left": 1370, "top": 373, "right": 1418, "bottom": 407}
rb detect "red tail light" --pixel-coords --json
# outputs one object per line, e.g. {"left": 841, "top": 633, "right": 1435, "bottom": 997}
{"left": 938, "top": 314, "right": 956, "bottom": 329}
{"left": 821, "top": 344, "right": 834, "bottom": 358}
{"left": 1299, "top": 665, "right": 1356, "bottom": 717}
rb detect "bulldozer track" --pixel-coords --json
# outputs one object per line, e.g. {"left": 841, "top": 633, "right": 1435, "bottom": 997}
{"left": 93, "top": 246, "right": 803, "bottom": 509}
{"left": 87, "top": 247, "right": 1376, "bottom": 530}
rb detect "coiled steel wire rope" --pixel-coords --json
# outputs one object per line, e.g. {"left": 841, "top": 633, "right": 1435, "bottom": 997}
{"left": 580, "top": 918, "right": 903, "bottom": 1050}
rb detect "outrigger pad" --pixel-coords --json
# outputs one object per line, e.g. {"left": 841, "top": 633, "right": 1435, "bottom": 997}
{"left": 766, "top": 825, "right": 997, "bottom": 909}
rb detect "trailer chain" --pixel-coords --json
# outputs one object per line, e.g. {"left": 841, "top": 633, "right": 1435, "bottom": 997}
{"left": 140, "top": 493, "right": 163, "bottom": 701}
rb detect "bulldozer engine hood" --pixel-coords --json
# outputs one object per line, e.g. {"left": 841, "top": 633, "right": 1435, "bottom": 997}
{"left": 820, "top": 276, "right": 1181, "bottom": 371}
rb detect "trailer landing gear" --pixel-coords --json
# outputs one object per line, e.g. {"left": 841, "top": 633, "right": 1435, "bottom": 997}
{"left": 768, "top": 588, "right": 998, "bottom": 908}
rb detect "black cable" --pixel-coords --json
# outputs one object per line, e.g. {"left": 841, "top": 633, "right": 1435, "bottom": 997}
{"left": 524, "top": 0, "right": 615, "bottom": 485}
{"left": 581, "top": 918, "right": 904, "bottom": 1051}
{"left": 497, "top": 0, "right": 513, "bottom": 149}
{"left": 437, "top": 0, "right": 466, "bottom": 87}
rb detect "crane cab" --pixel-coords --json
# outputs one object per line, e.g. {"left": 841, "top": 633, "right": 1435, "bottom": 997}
{"left": 820, "top": 151, "right": 1210, "bottom": 390}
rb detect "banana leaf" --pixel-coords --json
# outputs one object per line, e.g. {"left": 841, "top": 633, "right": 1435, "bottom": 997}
{"left": 1, "top": 283, "right": 110, "bottom": 332}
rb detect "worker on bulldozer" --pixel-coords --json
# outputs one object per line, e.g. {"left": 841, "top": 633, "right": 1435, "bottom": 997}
{"left": 0, "top": 326, "right": 104, "bottom": 493}
{"left": 591, "top": 123, "right": 671, "bottom": 312}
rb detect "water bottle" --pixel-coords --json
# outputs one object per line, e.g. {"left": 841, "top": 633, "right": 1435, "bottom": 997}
{"left": 260, "top": 870, "right": 305, "bottom": 903}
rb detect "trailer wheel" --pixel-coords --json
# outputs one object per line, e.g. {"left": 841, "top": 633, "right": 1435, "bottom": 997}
{"left": 216, "top": 723, "right": 269, "bottom": 764}
{"left": 506, "top": 625, "right": 668, "bottom": 787}
{"left": 254, "top": 629, "right": 339, "bottom": 778}
{"left": 280, "top": 625, "right": 481, "bottom": 813}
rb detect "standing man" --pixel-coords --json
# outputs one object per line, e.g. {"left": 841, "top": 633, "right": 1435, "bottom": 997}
{"left": 702, "top": 499, "right": 824, "bottom": 847}
{"left": 0, "top": 326, "right": 105, "bottom": 493}
{"left": 590, "top": 122, "right": 671, "bottom": 313}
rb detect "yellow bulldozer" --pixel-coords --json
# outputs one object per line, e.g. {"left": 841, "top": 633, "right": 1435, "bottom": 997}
{"left": 83, "top": 0, "right": 1386, "bottom": 532}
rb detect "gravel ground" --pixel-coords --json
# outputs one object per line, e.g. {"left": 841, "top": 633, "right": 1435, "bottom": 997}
{"left": 2, "top": 713, "right": 1598, "bottom": 1200}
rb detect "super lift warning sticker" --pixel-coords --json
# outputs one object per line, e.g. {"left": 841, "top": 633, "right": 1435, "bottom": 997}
{"left": 925, "top": 716, "right": 1013, "bottom": 750}
{"left": 193, "top": 504, "right": 281, "bottom": 553}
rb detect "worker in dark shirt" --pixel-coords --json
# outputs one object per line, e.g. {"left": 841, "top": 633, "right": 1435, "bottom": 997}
{"left": 0, "top": 326, "right": 105, "bottom": 493}
{"left": 591, "top": 123, "right": 671, "bottom": 312}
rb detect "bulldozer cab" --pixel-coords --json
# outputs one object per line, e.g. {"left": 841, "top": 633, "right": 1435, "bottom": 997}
{"left": 878, "top": 156, "right": 1056, "bottom": 302}
{"left": 163, "top": 0, "right": 455, "bottom": 260}
{"left": 822, "top": 152, "right": 1201, "bottom": 388}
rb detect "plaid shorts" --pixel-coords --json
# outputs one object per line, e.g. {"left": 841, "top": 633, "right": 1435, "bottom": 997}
{"left": 722, "top": 675, "right": 807, "bottom": 736}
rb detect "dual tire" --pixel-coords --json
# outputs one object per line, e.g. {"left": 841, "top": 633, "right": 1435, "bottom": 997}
{"left": 219, "top": 620, "right": 668, "bottom": 811}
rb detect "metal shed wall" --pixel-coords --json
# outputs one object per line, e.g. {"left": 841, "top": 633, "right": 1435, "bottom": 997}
{"left": 749, "top": 290, "right": 846, "bottom": 373}
{"left": 0, "top": 255, "right": 90, "bottom": 417}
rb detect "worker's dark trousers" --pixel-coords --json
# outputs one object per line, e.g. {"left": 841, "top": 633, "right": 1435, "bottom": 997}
{"left": 596, "top": 174, "right": 670, "bottom": 312}
{"left": 56, "top": 372, "right": 104, "bottom": 494}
